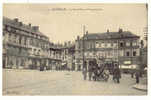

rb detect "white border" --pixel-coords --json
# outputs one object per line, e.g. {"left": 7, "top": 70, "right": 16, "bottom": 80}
{"left": 0, "top": 0, "right": 150, "bottom": 100}
{"left": 0, "top": 0, "right": 2, "bottom": 97}
{"left": 2, "top": 0, "right": 149, "bottom": 3}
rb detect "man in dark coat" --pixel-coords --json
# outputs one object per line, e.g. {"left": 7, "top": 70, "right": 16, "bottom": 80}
{"left": 130, "top": 70, "right": 135, "bottom": 78}
{"left": 113, "top": 66, "right": 121, "bottom": 83}
{"left": 135, "top": 71, "right": 140, "bottom": 84}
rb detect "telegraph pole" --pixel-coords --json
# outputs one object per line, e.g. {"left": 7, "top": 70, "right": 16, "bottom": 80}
{"left": 82, "top": 25, "right": 86, "bottom": 70}
{"left": 117, "top": 39, "right": 119, "bottom": 67}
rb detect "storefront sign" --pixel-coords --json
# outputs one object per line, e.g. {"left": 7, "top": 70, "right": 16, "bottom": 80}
{"left": 124, "top": 61, "right": 131, "bottom": 64}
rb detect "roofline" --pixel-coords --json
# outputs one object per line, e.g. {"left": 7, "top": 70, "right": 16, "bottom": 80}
{"left": 3, "top": 16, "right": 49, "bottom": 38}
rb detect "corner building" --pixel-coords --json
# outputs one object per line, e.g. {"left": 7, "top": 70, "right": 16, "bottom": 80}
{"left": 3, "top": 17, "right": 50, "bottom": 69}
{"left": 75, "top": 29, "right": 140, "bottom": 70}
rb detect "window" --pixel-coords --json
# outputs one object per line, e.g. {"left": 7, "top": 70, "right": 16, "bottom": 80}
{"left": 111, "top": 43, "right": 113, "bottom": 47}
{"left": 132, "top": 41, "right": 137, "bottom": 46}
{"left": 126, "top": 41, "right": 130, "bottom": 46}
{"left": 101, "top": 42, "right": 104, "bottom": 47}
{"left": 133, "top": 51, "right": 136, "bottom": 56}
{"left": 8, "top": 34, "right": 12, "bottom": 42}
{"left": 108, "top": 51, "right": 111, "bottom": 56}
{"left": 24, "top": 38, "right": 27, "bottom": 45}
{"left": 99, "top": 43, "right": 101, "bottom": 47}
{"left": 114, "top": 50, "right": 118, "bottom": 57}
{"left": 95, "top": 42, "right": 101, "bottom": 48}
{"left": 87, "top": 43, "right": 90, "bottom": 49}
{"left": 37, "top": 50, "right": 41, "bottom": 55}
{"left": 16, "top": 35, "right": 19, "bottom": 44}
{"left": 104, "top": 43, "right": 107, "bottom": 47}
{"left": 119, "top": 50, "right": 124, "bottom": 56}
{"left": 126, "top": 51, "right": 130, "bottom": 57}
{"left": 120, "top": 42, "right": 124, "bottom": 47}
{"left": 107, "top": 43, "right": 111, "bottom": 47}
{"left": 34, "top": 49, "right": 36, "bottom": 55}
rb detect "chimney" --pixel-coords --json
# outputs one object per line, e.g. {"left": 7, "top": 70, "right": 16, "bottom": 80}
{"left": 119, "top": 28, "right": 123, "bottom": 33}
{"left": 32, "top": 26, "right": 39, "bottom": 32}
{"left": 19, "top": 22, "right": 23, "bottom": 26}
{"left": 64, "top": 42, "right": 67, "bottom": 46}
{"left": 107, "top": 29, "right": 109, "bottom": 33}
{"left": 28, "top": 23, "right": 31, "bottom": 27}
{"left": 77, "top": 36, "right": 80, "bottom": 40}
{"left": 86, "top": 31, "right": 88, "bottom": 35}
{"left": 68, "top": 41, "right": 71, "bottom": 46}
{"left": 14, "top": 18, "right": 19, "bottom": 22}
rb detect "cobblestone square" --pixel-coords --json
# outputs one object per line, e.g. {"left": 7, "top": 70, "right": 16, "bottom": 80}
{"left": 3, "top": 69, "right": 147, "bottom": 95}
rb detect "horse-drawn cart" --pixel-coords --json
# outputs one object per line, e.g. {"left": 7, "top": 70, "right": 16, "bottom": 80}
{"left": 88, "top": 58, "right": 110, "bottom": 82}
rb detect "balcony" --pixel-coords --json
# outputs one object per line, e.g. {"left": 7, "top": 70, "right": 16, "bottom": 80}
{"left": 5, "top": 40, "right": 29, "bottom": 49}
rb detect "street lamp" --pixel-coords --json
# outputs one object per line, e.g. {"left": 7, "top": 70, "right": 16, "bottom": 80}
{"left": 82, "top": 25, "right": 86, "bottom": 70}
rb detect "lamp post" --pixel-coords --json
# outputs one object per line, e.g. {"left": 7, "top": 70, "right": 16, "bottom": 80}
{"left": 117, "top": 39, "right": 120, "bottom": 68}
{"left": 82, "top": 25, "right": 86, "bottom": 70}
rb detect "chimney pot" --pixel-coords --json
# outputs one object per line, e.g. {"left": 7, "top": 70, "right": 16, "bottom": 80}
{"left": 77, "top": 36, "right": 80, "bottom": 40}
{"left": 86, "top": 31, "right": 88, "bottom": 34}
{"left": 14, "top": 18, "right": 18, "bottom": 22}
{"left": 119, "top": 28, "right": 123, "bottom": 33}
{"left": 32, "top": 26, "right": 39, "bottom": 32}
{"left": 19, "top": 22, "right": 23, "bottom": 26}
{"left": 29, "top": 23, "right": 31, "bottom": 27}
{"left": 107, "top": 29, "right": 109, "bottom": 33}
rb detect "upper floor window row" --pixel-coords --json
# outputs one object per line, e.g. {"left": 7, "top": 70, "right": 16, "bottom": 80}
{"left": 120, "top": 40, "right": 138, "bottom": 47}
{"left": 4, "top": 26, "right": 48, "bottom": 41}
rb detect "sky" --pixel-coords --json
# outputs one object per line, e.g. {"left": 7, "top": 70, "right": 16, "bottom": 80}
{"left": 3, "top": 4, "right": 147, "bottom": 43}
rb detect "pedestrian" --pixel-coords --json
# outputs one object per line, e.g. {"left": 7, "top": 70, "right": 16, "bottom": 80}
{"left": 40, "top": 64, "right": 43, "bottom": 71}
{"left": 93, "top": 67, "right": 98, "bottom": 81}
{"left": 131, "top": 70, "right": 134, "bottom": 78}
{"left": 135, "top": 71, "right": 140, "bottom": 84}
{"left": 88, "top": 65, "right": 93, "bottom": 81}
{"left": 113, "top": 66, "right": 121, "bottom": 83}
{"left": 82, "top": 67, "right": 87, "bottom": 80}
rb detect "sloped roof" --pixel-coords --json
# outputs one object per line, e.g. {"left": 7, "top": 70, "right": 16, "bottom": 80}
{"left": 83, "top": 31, "right": 139, "bottom": 40}
{"left": 3, "top": 16, "right": 47, "bottom": 38}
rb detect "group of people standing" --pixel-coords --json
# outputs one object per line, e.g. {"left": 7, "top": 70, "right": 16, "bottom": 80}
{"left": 82, "top": 61, "right": 122, "bottom": 83}
{"left": 82, "top": 61, "right": 142, "bottom": 85}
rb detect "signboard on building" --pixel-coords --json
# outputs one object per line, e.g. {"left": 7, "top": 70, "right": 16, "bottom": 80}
{"left": 124, "top": 61, "right": 131, "bottom": 64}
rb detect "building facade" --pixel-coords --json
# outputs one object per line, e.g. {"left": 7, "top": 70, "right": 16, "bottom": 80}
{"left": 75, "top": 29, "right": 140, "bottom": 71}
{"left": 3, "top": 17, "right": 50, "bottom": 69}
{"left": 2, "top": 17, "right": 76, "bottom": 71}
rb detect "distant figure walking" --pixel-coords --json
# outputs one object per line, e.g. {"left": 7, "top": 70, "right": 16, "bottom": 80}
{"left": 113, "top": 66, "right": 121, "bottom": 83}
{"left": 131, "top": 70, "right": 135, "bottom": 78}
{"left": 135, "top": 71, "right": 140, "bottom": 84}
{"left": 82, "top": 68, "right": 87, "bottom": 80}
{"left": 88, "top": 65, "right": 93, "bottom": 81}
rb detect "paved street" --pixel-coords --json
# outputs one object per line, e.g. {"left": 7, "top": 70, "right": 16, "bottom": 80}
{"left": 3, "top": 69, "right": 147, "bottom": 95}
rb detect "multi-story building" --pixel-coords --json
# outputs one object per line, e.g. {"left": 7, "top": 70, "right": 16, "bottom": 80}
{"left": 3, "top": 17, "right": 50, "bottom": 69}
{"left": 66, "top": 44, "right": 75, "bottom": 71}
{"left": 75, "top": 29, "right": 140, "bottom": 71}
{"left": 47, "top": 42, "right": 75, "bottom": 71}
{"left": 58, "top": 41, "right": 75, "bottom": 70}
{"left": 48, "top": 43, "right": 63, "bottom": 70}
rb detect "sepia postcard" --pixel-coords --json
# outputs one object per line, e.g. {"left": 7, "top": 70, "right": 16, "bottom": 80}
{"left": 2, "top": 3, "right": 148, "bottom": 96}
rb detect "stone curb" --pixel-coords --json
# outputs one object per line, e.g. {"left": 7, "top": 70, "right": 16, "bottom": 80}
{"left": 133, "top": 84, "right": 147, "bottom": 91}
